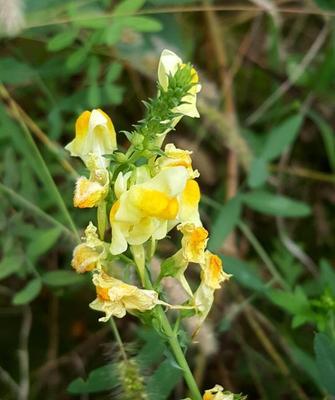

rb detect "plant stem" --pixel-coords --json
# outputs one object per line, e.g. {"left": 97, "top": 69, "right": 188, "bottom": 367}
{"left": 157, "top": 306, "right": 203, "bottom": 400}
{"left": 109, "top": 317, "right": 127, "bottom": 362}
{"left": 143, "top": 273, "right": 202, "bottom": 400}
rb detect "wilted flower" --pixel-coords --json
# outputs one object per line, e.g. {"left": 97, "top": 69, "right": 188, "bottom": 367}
{"left": 73, "top": 154, "right": 109, "bottom": 208}
{"left": 194, "top": 252, "right": 231, "bottom": 322}
{"left": 89, "top": 271, "right": 159, "bottom": 321}
{"left": 178, "top": 222, "right": 208, "bottom": 264}
{"left": 203, "top": 385, "right": 233, "bottom": 400}
{"left": 65, "top": 109, "right": 117, "bottom": 167}
{"left": 71, "top": 222, "right": 106, "bottom": 273}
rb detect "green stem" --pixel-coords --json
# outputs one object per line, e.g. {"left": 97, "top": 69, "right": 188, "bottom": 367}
{"left": 109, "top": 317, "right": 128, "bottom": 361}
{"left": 144, "top": 273, "right": 202, "bottom": 400}
{"left": 158, "top": 306, "right": 202, "bottom": 400}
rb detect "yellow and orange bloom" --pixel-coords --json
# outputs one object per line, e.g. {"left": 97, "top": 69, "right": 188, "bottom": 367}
{"left": 109, "top": 166, "right": 189, "bottom": 255}
{"left": 72, "top": 153, "right": 109, "bottom": 208}
{"left": 156, "top": 143, "right": 199, "bottom": 179}
{"left": 65, "top": 109, "right": 117, "bottom": 167}
{"left": 178, "top": 178, "right": 201, "bottom": 226}
{"left": 71, "top": 222, "right": 106, "bottom": 273}
{"left": 200, "top": 252, "right": 231, "bottom": 290}
{"left": 178, "top": 222, "right": 208, "bottom": 264}
{"left": 194, "top": 252, "right": 231, "bottom": 322}
{"left": 203, "top": 385, "right": 233, "bottom": 400}
{"left": 89, "top": 271, "right": 159, "bottom": 321}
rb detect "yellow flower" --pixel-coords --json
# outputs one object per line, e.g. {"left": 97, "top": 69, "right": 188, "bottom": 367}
{"left": 158, "top": 49, "right": 201, "bottom": 124}
{"left": 71, "top": 222, "right": 106, "bottom": 273}
{"left": 73, "top": 154, "right": 109, "bottom": 208}
{"left": 203, "top": 385, "right": 233, "bottom": 400}
{"left": 179, "top": 179, "right": 201, "bottom": 225}
{"left": 109, "top": 166, "right": 188, "bottom": 255}
{"left": 201, "top": 251, "right": 231, "bottom": 290}
{"left": 194, "top": 252, "right": 231, "bottom": 322}
{"left": 178, "top": 222, "right": 208, "bottom": 264}
{"left": 159, "top": 223, "right": 207, "bottom": 297}
{"left": 156, "top": 143, "right": 199, "bottom": 179}
{"left": 89, "top": 271, "right": 159, "bottom": 321}
{"left": 65, "top": 109, "right": 117, "bottom": 167}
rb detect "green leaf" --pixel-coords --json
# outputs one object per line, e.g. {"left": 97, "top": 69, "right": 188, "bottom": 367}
{"left": 72, "top": 13, "right": 108, "bottom": 29}
{"left": 47, "top": 30, "right": 78, "bottom": 51}
{"left": 104, "top": 84, "right": 124, "bottom": 105}
{"left": 221, "top": 255, "right": 267, "bottom": 292}
{"left": 113, "top": 0, "right": 145, "bottom": 16}
{"left": 104, "top": 21, "right": 123, "bottom": 45}
{"left": 208, "top": 196, "right": 242, "bottom": 252}
{"left": 319, "top": 259, "right": 335, "bottom": 296}
{"left": 261, "top": 115, "right": 303, "bottom": 161}
{"left": 0, "top": 58, "right": 35, "bottom": 84}
{"left": 313, "top": 0, "right": 335, "bottom": 10}
{"left": 126, "top": 16, "right": 162, "bottom": 32}
{"left": 12, "top": 278, "right": 42, "bottom": 305}
{"left": 68, "top": 364, "right": 119, "bottom": 394}
{"left": 314, "top": 333, "right": 335, "bottom": 394}
{"left": 0, "top": 255, "right": 23, "bottom": 280}
{"left": 242, "top": 190, "right": 311, "bottom": 217}
{"left": 27, "top": 227, "right": 62, "bottom": 261}
{"left": 66, "top": 48, "right": 88, "bottom": 70}
{"left": 289, "top": 344, "right": 321, "bottom": 389}
{"left": 267, "top": 286, "right": 309, "bottom": 315}
{"left": 42, "top": 270, "right": 85, "bottom": 286}
{"left": 147, "top": 359, "right": 182, "bottom": 400}
{"left": 87, "top": 84, "right": 101, "bottom": 108}
{"left": 105, "top": 63, "right": 123, "bottom": 83}
{"left": 247, "top": 158, "right": 269, "bottom": 188}
{"left": 136, "top": 328, "right": 166, "bottom": 367}
{"left": 309, "top": 111, "right": 335, "bottom": 172}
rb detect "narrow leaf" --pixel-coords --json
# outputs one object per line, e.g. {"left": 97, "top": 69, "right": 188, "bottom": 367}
{"left": 147, "top": 359, "right": 182, "bottom": 400}
{"left": 113, "top": 0, "right": 145, "bottom": 16}
{"left": 0, "top": 255, "right": 23, "bottom": 280}
{"left": 42, "top": 270, "right": 85, "bottom": 286}
{"left": 12, "top": 278, "right": 42, "bottom": 305}
{"left": 242, "top": 190, "right": 311, "bottom": 217}
{"left": 221, "top": 255, "right": 267, "bottom": 292}
{"left": 126, "top": 16, "right": 162, "bottom": 32}
{"left": 314, "top": 333, "right": 335, "bottom": 394}
{"left": 47, "top": 30, "right": 78, "bottom": 51}
{"left": 247, "top": 158, "right": 269, "bottom": 188}
{"left": 208, "top": 196, "right": 242, "bottom": 252}
{"left": 262, "top": 115, "right": 303, "bottom": 161}
{"left": 27, "top": 227, "right": 62, "bottom": 261}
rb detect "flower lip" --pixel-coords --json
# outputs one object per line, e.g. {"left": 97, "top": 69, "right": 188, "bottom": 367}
{"left": 65, "top": 108, "right": 117, "bottom": 167}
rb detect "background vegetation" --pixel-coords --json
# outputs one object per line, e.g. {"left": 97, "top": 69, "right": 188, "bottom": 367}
{"left": 1, "top": 0, "right": 335, "bottom": 399}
